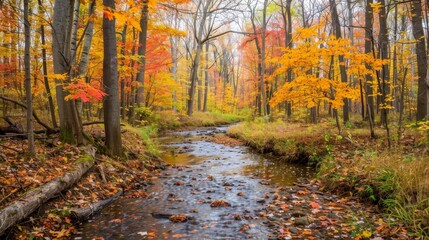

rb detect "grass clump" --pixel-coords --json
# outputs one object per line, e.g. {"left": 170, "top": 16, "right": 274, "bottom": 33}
{"left": 153, "top": 111, "right": 244, "bottom": 131}
{"left": 363, "top": 152, "right": 429, "bottom": 235}
{"left": 123, "top": 124, "right": 161, "bottom": 158}
{"left": 227, "top": 120, "right": 333, "bottom": 165}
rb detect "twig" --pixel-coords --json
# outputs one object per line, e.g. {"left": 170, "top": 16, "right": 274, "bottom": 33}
{"left": 0, "top": 144, "right": 23, "bottom": 153}
{"left": 11, "top": 170, "right": 24, "bottom": 190}
{"left": 0, "top": 189, "right": 18, "bottom": 206}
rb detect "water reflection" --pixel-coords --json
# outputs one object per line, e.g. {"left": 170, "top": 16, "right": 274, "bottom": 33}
{"left": 242, "top": 152, "right": 314, "bottom": 186}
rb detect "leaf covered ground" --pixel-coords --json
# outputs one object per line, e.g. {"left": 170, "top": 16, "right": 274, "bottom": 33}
{"left": 0, "top": 125, "right": 166, "bottom": 239}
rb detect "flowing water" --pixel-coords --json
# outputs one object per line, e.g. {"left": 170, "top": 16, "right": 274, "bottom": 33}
{"left": 74, "top": 126, "right": 314, "bottom": 239}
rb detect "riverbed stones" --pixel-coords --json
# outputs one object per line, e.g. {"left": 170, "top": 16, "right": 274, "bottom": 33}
{"left": 294, "top": 216, "right": 309, "bottom": 226}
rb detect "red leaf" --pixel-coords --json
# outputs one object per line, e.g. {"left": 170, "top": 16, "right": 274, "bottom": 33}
{"left": 310, "top": 201, "right": 320, "bottom": 208}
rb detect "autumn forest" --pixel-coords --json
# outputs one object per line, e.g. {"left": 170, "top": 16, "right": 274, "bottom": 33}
{"left": 0, "top": 0, "right": 429, "bottom": 239}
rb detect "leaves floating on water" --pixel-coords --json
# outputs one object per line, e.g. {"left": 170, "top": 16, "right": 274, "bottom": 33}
{"left": 174, "top": 181, "right": 184, "bottom": 186}
{"left": 169, "top": 214, "right": 189, "bottom": 223}
{"left": 210, "top": 200, "right": 230, "bottom": 207}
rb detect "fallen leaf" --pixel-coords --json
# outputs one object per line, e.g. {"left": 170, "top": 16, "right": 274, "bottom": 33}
{"left": 362, "top": 230, "right": 372, "bottom": 238}
{"left": 147, "top": 232, "right": 156, "bottom": 238}
{"left": 169, "top": 214, "right": 189, "bottom": 223}
{"left": 210, "top": 200, "right": 230, "bottom": 207}
{"left": 174, "top": 181, "right": 184, "bottom": 186}
{"left": 310, "top": 201, "right": 320, "bottom": 208}
{"left": 172, "top": 233, "right": 188, "bottom": 238}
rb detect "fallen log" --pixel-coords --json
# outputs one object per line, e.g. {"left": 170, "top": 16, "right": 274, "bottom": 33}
{"left": 0, "top": 116, "right": 24, "bottom": 135}
{"left": 70, "top": 189, "right": 123, "bottom": 222}
{"left": 82, "top": 121, "right": 125, "bottom": 127}
{"left": 0, "top": 147, "right": 96, "bottom": 235}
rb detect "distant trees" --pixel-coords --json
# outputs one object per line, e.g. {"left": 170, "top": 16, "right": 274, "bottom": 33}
{"left": 185, "top": 0, "right": 241, "bottom": 115}
{"left": 1, "top": 0, "right": 429, "bottom": 151}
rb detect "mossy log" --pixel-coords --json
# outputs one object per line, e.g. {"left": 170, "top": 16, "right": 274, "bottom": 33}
{"left": 70, "top": 189, "right": 122, "bottom": 222}
{"left": 0, "top": 148, "right": 96, "bottom": 235}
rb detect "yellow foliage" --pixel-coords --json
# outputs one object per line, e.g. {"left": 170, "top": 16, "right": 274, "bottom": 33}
{"left": 48, "top": 73, "right": 68, "bottom": 81}
{"left": 270, "top": 27, "right": 360, "bottom": 110}
{"left": 370, "top": 2, "right": 383, "bottom": 14}
{"left": 149, "top": 23, "right": 187, "bottom": 37}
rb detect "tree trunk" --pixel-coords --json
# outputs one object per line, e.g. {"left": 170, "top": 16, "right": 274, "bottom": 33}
{"left": 76, "top": 1, "right": 96, "bottom": 119}
{"left": 198, "top": 66, "right": 202, "bottom": 112}
{"left": 69, "top": 0, "right": 84, "bottom": 145}
{"left": 77, "top": 0, "right": 96, "bottom": 77}
{"left": 260, "top": 0, "right": 269, "bottom": 117}
{"left": 329, "top": 0, "right": 349, "bottom": 123}
{"left": 169, "top": 13, "right": 179, "bottom": 112}
{"left": 282, "top": 0, "right": 293, "bottom": 117}
{"left": 398, "top": 68, "right": 408, "bottom": 141}
{"left": 392, "top": 2, "right": 399, "bottom": 112}
{"left": 120, "top": 25, "right": 128, "bottom": 119}
{"left": 0, "top": 151, "right": 95, "bottom": 235}
{"left": 38, "top": 0, "right": 58, "bottom": 129}
{"left": 187, "top": 43, "right": 203, "bottom": 115}
{"left": 378, "top": 0, "right": 390, "bottom": 125}
{"left": 52, "top": 0, "right": 83, "bottom": 144}
{"left": 103, "top": 0, "right": 122, "bottom": 156}
{"left": 128, "top": 29, "right": 137, "bottom": 124}
{"left": 365, "top": 0, "right": 375, "bottom": 138}
{"left": 411, "top": 0, "right": 428, "bottom": 121}
{"left": 24, "top": 0, "right": 34, "bottom": 155}
{"left": 203, "top": 41, "right": 209, "bottom": 112}
{"left": 136, "top": 0, "right": 149, "bottom": 108}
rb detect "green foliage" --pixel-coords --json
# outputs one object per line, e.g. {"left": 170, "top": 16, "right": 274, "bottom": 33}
{"left": 136, "top": 125, "right": 161, "bottom": 157}
{"left": 134, "top": 106, "right": 154, "bottom": 125}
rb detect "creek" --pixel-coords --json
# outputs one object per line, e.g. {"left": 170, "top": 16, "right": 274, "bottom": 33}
{"left": 74, "top": 126, "right": 314, "bottom": 239}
